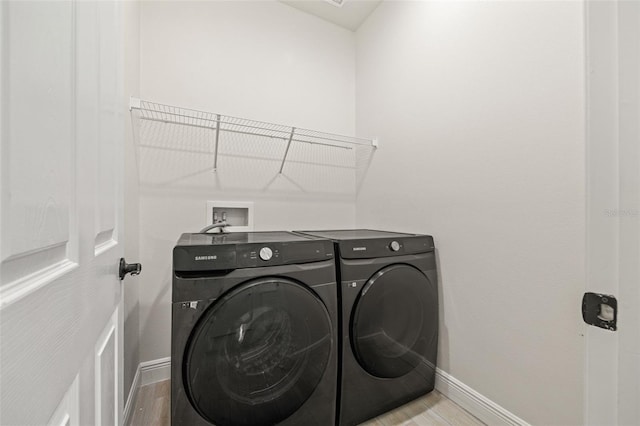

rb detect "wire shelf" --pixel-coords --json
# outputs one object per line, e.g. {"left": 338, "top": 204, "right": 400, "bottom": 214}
{"left": 129, "top": 97, "right": 377, "bottom": 172}
{"left": 129, "top": 97, "right": 377, "bottom": 195}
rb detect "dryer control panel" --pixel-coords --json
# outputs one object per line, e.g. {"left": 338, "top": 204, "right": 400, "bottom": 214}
{"left": 293, "top": 229, "right": 435, "bottom": 260}
{"left": 338, "top": 236, "right": 434, "bottom": 259}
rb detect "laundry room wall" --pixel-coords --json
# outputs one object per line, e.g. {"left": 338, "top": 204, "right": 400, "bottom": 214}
{"left": 136, "top": 1, "right": 357, "bottom": 364}
{"left": 354, "top": 2, "right": 585, "bottom": 425}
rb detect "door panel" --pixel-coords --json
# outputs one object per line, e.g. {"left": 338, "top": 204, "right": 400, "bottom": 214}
{"left": 95, "top": 0, "right": 118, "bottom": 253}
{"left": 0, "top": 1, "right": 125, "bottom": 425}
{"left": 95, "top": 308, "right": 119, "bottom": 426}
{"left": 48, "top": 375, "right": 80, "bottom": 426}
{"left": 0, "top": 0, "right": 77, "bottom": 301}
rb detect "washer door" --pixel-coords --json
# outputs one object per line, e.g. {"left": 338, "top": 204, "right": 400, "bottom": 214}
{"left": 184, "top": 278, "right": 332, "bottom": 426}
{"left": 351, "top": 264, "right": 437, "bottom": 378}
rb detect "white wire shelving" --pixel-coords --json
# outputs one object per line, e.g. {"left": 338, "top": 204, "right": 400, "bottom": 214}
{"left": 129, "top": 97, "right": 378, "bottom": 175}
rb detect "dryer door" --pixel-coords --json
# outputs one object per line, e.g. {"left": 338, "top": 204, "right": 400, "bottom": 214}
{"left": 184, "top": 278, "right": 332, "bottom": 426}
{"left": 351, "top": 264, "right": 437, "bottom": 378}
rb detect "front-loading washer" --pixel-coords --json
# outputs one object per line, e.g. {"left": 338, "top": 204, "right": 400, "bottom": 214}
{"left": 171, "top": 231, "right": 338, "bottom": 426}
{"left": 295, "top": 230, "right": 438, "bottom": 426}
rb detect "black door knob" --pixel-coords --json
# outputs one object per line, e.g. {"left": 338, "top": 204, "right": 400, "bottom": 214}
{"left": 119, "top": 258, "right": 142, "bottom": 280}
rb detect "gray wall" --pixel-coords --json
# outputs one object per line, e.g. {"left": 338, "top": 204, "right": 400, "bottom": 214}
{"left": 354, "top": 2, "right": 585, "bottom": 424}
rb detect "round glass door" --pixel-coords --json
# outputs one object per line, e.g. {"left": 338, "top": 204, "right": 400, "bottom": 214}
{"left": 184, "top": 278, "right": 332, "bottom": 426}
{"left": 351, "top": 264, "right": 437, "bottom": 378}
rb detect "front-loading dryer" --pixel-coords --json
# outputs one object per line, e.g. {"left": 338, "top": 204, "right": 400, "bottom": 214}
{"left": 171, "top": 231, "right": 338, "bottom": 426}
{"left": 295, "top": 230, "right": 438, "bottom": 426}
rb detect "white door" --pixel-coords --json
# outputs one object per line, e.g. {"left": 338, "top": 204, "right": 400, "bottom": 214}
{"left": 585, "top": 1, "right": 640, "bottom": 425}
{"left": 0, "top": 1, "right": 127, "bottom": 425}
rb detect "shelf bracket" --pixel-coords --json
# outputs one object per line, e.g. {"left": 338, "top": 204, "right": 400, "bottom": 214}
{"left": 129, "top": 96, "right": 141, "bottom": 111}
{"left": 213, "top": 114, "right": 221, "bottom": 171}
{"left": 279, "top": 127, "right": 296, "bottom": 174}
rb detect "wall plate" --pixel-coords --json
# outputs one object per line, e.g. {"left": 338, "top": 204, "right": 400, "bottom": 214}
{"left": 205, "top": 201, "right": 254, "bottom": 232}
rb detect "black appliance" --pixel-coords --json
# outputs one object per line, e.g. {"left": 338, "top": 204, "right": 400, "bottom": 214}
{"left": 171, "top": 232, "right": 338, "bottom": 426}
{"left": 295, "top": 229, "right": 438, "bottom": 426}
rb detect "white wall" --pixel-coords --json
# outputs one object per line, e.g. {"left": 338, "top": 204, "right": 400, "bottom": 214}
{"left": 355, "top": 2, "right": 585, "bottom": 425}
{"left": 137, "top": 1, "right": 357, "bottom": 362}
{"left": 134, "top": 2, "right": 589, "bottom": 423}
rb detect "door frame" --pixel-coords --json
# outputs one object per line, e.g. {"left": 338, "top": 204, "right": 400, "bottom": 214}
{"left": 584, "top": 1, "right": 640, "bottom": 424}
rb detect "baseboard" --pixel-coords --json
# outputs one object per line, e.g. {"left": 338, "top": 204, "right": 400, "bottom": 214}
{"left": 140, "top": 356, "right": 171, "bottom": 386}
{"left": 122, "top": 358, "right": 170, "bottom": 426}
{"left": 126, "top": 359, "right": 526, "bottom": 426}
{"left": 123, "top": 364, "right": 141, "bottom": 426}
{"left": 435, "top": 368, "right": 530, "bottom": 426}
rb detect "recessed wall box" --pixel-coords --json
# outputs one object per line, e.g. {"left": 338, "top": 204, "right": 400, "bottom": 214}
{"left": 205, "top": 201, "right": 254, "bottom": 232}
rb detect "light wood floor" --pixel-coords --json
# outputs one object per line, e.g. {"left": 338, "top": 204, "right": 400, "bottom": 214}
{"left": 130, "top": 380, "right": 170, "bottom": 426}
{"left": 129, "top": 380, "right": 484, "bottom": 426}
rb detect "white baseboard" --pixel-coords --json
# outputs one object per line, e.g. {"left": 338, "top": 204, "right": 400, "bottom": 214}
{"left": 124, "top": 359, "right": 527, "bottom": 426}
{"left": 435, "top": 368, "right": 530, "bottom": 426}
{"left": 123, "top": 365, "right": 141, "bottom": 426}
{"left": 140, "top": 356, "right": 171, "bottom": 386}
{"left": 123, "top": 357, "right": 170, "bottom": 426}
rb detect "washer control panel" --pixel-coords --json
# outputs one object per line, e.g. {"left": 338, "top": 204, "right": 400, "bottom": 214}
{"left": 173, "top": 233, "right": 334, "bottom": 272}
{"left": 235, "top": 240, "right": 333, "bottom": 268}
{"left": 259, "top": 247, "right": 273, "bottom": 261}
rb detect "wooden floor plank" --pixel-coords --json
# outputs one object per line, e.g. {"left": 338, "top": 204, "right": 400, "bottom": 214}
{"left": 424, "top": 395, "right": 485, "bottom": 426}
{"left": 376, "top": 397, "right": 434, "bottom": 426}
{"left": 360, "top": 418, "right": 385, "bottom": 426}
{"left": 374, "top": 391, "right": 472, "bottom": 426}
{"left": 127, "top": 381, "right": 485, "bottom": 426}
{"left": 129, "top": 383, "right": 152, "bottom": 426}
{"left": 405, "top": 408, "right": 452, "bottom": 426}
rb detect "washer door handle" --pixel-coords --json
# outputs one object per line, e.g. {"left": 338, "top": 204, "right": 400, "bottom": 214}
{"left": 119, "top": 258, "right": 142, "bottom": 280}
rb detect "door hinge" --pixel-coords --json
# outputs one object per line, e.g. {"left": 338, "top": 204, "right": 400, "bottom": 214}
{"left": 582, "top": 292, "right": 617, "bottom": 331}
